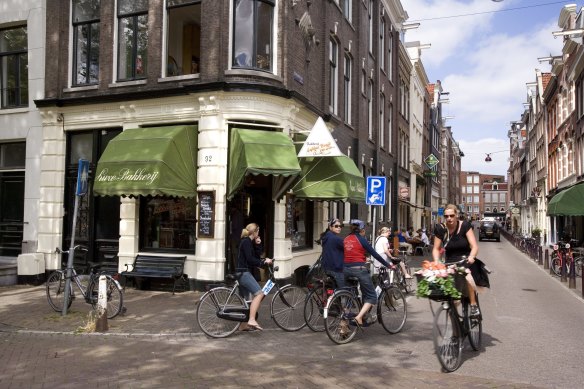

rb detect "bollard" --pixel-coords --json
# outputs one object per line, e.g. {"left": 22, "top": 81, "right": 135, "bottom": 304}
{"left": 568, "top": 257, "right": 576, "bottom": 289}
{"left": 544, "top": 248, "right": 549, "bottom": 270}
{"left": 95, "top": 275, "right": 109, "bottom": 332}
{"left": 538, "top": 246, "right": 543, "bottom": 265}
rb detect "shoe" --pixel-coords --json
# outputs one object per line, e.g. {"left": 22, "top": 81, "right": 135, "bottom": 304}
{"left": 404, "top": 275, "right": 413, "bottom": 279}
{"left": 470, "top": 304, "right": 480, "bottom": 317}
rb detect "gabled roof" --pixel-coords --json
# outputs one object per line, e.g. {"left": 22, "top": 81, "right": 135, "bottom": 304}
{"left": 542, "top": 73, "right": 552, "bottom": 91}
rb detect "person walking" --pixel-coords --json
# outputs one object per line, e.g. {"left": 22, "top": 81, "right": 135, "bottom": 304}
{"left": 236, "top": 223, "right": 272, "bottom": 331}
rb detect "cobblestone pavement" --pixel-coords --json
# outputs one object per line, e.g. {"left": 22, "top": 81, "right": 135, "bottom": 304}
{"left": 0, "top": 284, "right": 544, "bottom": 388}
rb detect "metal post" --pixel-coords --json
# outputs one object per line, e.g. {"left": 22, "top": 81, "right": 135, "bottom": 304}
{"left": 62, "top": 195, "right": 79, "bottom": 316}
{"left": 544, "top": 248, "right": 549, "bottom": 270}
{"left": 568, "top": 255, "right": 576, "bottom": 289}
{"left": 95, "top": 275, "right": 109, "bottom": 332}
{"left": 538, "top": 246, "right": 542, "bottom": 266}
{"left": 561, "top": 253, "right": 567, "bottom": 283}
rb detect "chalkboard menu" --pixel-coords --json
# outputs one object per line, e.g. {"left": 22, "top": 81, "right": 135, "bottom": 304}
{"left": 285, "top": 194, "right": 295, "bottom": 238}
{"left": 198, "top": 191, "right": 215, "bottom": 238}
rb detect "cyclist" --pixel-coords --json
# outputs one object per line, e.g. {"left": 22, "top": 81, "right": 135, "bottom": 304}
{"left": 374, "top": 226, "right": 412, "bottom": 282}
{"left": 236, "top": 223, "right": 272, "bottom": 331}
{"left": 432, "top": 204, "right": 480, "bottom": 317}
{"left": 321, "top": 217, "right": 345, "bottom": 289}
{"left": 344, "top": 219, "right": 392, "bottom": 327}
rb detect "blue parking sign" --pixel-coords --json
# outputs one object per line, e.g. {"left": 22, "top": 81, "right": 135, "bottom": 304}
{"left": 366, "top": 176, "right": 386, "bottom": 205}
{"left": 76, "top": 159, "right": 89, "bottom": 196}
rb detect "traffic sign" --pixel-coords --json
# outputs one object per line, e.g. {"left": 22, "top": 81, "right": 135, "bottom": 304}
{"left": 424, "top": 153, "right": 439, "bottom": 169}
{"left": 399, "top": 186, "right": 410, "bottom": 199}
{"left": 438, "top": 207, "right": 444, "bottom": 216}
{"left": 76, "top": 159, "right": 89, "bottom": 196}
{"left": 366, "top": 176, "right": 386, "bottom": 205}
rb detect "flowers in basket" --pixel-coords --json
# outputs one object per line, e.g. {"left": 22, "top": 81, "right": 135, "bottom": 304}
{"left": 415, "top": 260, "right": 469, "bottom": 299}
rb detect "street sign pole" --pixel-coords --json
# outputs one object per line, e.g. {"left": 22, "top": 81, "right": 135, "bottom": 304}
{"left": 62, "top": 159, "right": 89, "bottom": 316}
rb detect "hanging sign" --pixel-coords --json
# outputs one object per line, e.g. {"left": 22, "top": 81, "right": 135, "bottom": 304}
{"left": 297, "top": 117, "right": 344, "bottom": 157}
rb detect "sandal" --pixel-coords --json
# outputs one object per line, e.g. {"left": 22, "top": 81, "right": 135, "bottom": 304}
{"left": 247, "top": 323, "right": 264, "bottom": 331}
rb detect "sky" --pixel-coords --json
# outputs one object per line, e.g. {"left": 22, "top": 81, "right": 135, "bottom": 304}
{"left": 403, "top": 0, "right": 573, "bottom": 177}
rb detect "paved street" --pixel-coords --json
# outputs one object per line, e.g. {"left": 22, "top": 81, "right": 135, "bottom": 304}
{"left": 1, "top": 234, "right": 584, "bottom": 388}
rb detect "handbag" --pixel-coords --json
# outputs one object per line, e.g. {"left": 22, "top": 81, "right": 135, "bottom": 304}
{"left": 469, "top": 258, "right": 490, "bottom": 288}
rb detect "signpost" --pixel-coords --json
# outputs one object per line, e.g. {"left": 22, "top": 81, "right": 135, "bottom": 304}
{"left": 366, "top": 176, "right": 386, "bottom": 241}
{"left": 62, "top": 159, "right": 89, "bottom": 316}
{"left": 424, "top": 153, "right": 439, "bottom": 169}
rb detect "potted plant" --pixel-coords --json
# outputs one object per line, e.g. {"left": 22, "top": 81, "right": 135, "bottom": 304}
{"left": 531, "top": 228, "right": 542, "bottom": 239}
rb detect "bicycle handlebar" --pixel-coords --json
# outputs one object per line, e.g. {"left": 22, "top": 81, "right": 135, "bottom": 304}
{"left": 55, "top": 245, "right": 89, "bottom": 254}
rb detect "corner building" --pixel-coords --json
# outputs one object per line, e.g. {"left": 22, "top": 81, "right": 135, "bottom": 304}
{"left": 35, "top": 0, "right": 410, "bottom": 288}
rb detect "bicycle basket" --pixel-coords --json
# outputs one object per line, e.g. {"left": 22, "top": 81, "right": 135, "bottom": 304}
{"left": 415, "top": 272, "right": 468, "bottom": 301}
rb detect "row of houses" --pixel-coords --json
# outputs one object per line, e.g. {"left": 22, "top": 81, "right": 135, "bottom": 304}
{"left": 1, "top": 0, "right": 465, "bottom": 288}
{"left": 509, "top": 4, "right": 584, "bottom": 246}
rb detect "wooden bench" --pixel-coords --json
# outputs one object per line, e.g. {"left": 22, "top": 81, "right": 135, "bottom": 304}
{"left": 121, "top": 255, "right": 187, "bottom": 294}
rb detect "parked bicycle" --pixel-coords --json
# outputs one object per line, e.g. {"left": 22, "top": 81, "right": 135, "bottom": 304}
{"left": 430, "top": 259, "right": 482, "bottom": 372}
{"left": 196, "top": 262, "right": 307, "bottom": 337}
{"left": 322, "top": 266, "right": 407, "bottom": 344}
{"left": 551, "top": 240, "right": 583, "bottom": 277}
{"left": 390, "top": 255, "right": 414, "bottom": 294}
{"left": 46, "top": 246, "right": 124, "bottom": 319}
{"left": 303, "top": 273, "right": 336, "bottom": 332}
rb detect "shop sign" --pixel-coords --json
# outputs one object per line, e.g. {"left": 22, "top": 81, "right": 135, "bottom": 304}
{"left": 298, "top": 117, "right": 343, "bottom": 157}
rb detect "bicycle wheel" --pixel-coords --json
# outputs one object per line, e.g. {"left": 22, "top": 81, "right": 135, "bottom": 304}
{"left": 324, "top": 291, "right": 360, "bottom": 344}
{"left": 304, "top": 286, "right": 326, "bottom": 332}
{"left": 574, "top": 256, "right": 583, "bottom": 277}
{"left": 551, "top": 256, "right": 562, "bottom": 276}
{"left": 402, "top": 264, "right": 414, "bottom": 294}
{"left": 271, "top": 285, "right": 307, "bottom": 331}
{"left": 46, "top": 271, "right": 73, "bottom": 312}
{"left": 432, "top": 303, "right": 462, "bottom": 372}
{"left": 90, "top": 276, "right": 124, "bottom": 319}
{"left": 196, "top": 287, "right": 244, "bottom": 338}
{"left": 466, "top": 298, "right": 482, "bottom": 351}
{"left": 378, "top": 286, "right": 407, "bottom": 334}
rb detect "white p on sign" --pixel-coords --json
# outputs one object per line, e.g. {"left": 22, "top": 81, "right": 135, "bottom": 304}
{"left": 366, "top": 176, "right": 386, "bottom": 205}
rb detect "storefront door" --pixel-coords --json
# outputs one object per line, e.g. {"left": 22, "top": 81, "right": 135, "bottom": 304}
{"left": 0, "top": 172, "right": 24, "bottom": 257}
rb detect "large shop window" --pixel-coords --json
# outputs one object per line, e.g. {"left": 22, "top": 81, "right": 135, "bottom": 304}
{"left": 117, "top": 0, "right": 148, "bottom": 81}
{"left": 140, "top": 197, "right": 196, "bottom": 252}
{"left": 232, "top": 0, "right": 274, "bottom": 71}
{"left": 72, "top": 0, "right": 100, "bottom": 86}
{"left": 292, "top": 199, "right": 313, "bottom": 251}
{"left": 166, "top": 0, "right": 201, "bottom": 76}
{"left": 0, "top": 26, "right": 28, "bottom": 108}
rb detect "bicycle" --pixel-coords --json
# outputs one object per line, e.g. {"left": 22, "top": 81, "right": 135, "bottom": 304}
{"left": 430, "top": 259, "right": 482, "bottom": 372}
{"left": 196, "top": 262, "right": 307, "bottom": 337}
{"left": 46, "top": 246, "right": 124, "bottom": 319}
{"left": 551, "top": 240, "right": 583, "bottom": 277}
{"left": 303, "top": 273, "right": 336, "bottom": 332}
{"left": 390, "top": 254, "right": 414, "bottom": 294}
{"left": 322, "top": 266, "right": 407, "bottom": 344}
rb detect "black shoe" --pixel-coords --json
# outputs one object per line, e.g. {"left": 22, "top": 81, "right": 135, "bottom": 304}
{"left": 470, "top": 304, "right": 480, "bottom": 317}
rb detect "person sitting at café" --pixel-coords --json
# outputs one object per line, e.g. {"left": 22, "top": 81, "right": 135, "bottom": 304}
{"left": 395, "top": 228, "right": 413, "bottom": 255}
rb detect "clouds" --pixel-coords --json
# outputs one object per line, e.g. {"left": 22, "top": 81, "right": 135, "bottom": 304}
{"left": 403, "top": 0, "right": 563, "bottom": 175}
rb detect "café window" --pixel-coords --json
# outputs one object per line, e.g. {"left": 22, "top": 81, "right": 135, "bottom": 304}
{"left": 165, "top": 0, "right": 201, "bottom": 77}
{"left": 117, "top": 0, "right": 148, "bottom": 81}
{"left": 291, "top": 199, "right": 313, "bottom": 251}
{"left": 140, "top": 197, "right": 196, "bottom": 252}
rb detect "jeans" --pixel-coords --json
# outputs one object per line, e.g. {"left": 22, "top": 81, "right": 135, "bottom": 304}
{"left": 238, "top": 271, "right": 262, "bottom": 299}
{"left": 325, "top": 270, "right": 345, "bottom": 289}
{"left": 344, "top": 265, "right": 377, "bottom": 305}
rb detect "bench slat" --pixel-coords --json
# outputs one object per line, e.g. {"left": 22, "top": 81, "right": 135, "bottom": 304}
{"left": 121, "top": 255, "right": 187, "bottom": 294}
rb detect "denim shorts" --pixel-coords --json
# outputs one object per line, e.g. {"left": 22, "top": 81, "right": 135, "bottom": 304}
{"left": 344, "top": 265, "right": 377, "bottom": 305}
{"left": 325, "top": 270, "right": 345, "bottom": 289}
{"left": 238, "top": 271, "right": 262, "bottom": 299}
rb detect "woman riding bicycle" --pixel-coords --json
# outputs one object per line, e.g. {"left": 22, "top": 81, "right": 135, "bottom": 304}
{"left": 344, "top": 219, "right": 392, "bottom": 326}
{"left": 236, "top": 223, "right": 272, "bottom": 331}
{"left": 432, "top": 204, "right": 480, "bottom": 317}
{"left": 321, "top": 217, "right": 345, "bottom": 289}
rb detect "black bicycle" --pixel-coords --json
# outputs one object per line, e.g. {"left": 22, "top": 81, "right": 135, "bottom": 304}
{"left": 46, "top": 246, "right": 124, "bottom": 319}
{"left": 196, "top": 262, "right": 307, "bottom": 337}
{"left": 430, "top": 261, "right": 482, "bottom": 372}
{"left": 323, "top": 266, "right": 407, "bottom": 344}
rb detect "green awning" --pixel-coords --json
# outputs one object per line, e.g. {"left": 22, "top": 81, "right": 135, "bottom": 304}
{"left": 93, "top": 125, "right": 198, "bottom": 197}
{"left": 291, "top": 156, "right": 365, "bottom": 203}
{"left": 228, "top": 128, "right": 301, "bottom": 200}
{"left": 548, "top": 183, "right": 584, "bottom": 216}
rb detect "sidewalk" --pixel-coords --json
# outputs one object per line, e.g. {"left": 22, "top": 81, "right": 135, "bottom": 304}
{"left": 0, "top": 284, "right": 203, "bottom": 335}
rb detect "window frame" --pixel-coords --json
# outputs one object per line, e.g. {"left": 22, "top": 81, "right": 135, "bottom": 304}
{"left": 164, "top": 0, "right": 202, "bottom": 78}
{"left": 344, "top": 54, "right": 352, "bottom": 125}
{"left": 72, "top": 0, "right": 100, "bottom": 86}
{"left": 116, "top": 0, "right": 149, "bottom": 82}
{"left": 329, "top": 38, "right": 338, "bottom": 115}
{"left": 0, "top": 25, "right": 28, "bottom": 109}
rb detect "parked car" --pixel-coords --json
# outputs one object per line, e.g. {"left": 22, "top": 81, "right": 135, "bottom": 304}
{"left": 479, "top": 220, "right": 500, "bottom": 242}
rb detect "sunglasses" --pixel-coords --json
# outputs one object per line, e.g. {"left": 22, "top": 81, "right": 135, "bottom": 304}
{"left": 333, "top": 224, "right": 342, "bottom": 228}
{"left": 444, "top": 214, "right": 456, "bottom": 218}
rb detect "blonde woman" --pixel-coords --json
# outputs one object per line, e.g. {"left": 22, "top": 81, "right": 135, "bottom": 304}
{"left": 432, "top": 204, "right": 480, "bottom": 316}
{"left": 236, "top": 223, "right": 272, "bottom": 331}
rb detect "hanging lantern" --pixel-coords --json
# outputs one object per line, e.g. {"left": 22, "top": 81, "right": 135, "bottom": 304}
{"left": 485, "top": 153, "right": 492, "bottom": 162}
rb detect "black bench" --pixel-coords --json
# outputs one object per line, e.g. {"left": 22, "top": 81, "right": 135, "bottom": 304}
{"left": 121, "top": 255, "right": 187, "bottom": 294}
